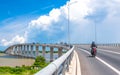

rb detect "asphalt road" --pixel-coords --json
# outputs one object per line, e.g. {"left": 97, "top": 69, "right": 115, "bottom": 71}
{"left": 75, "top": 45, "right": 120, "bottom": 75}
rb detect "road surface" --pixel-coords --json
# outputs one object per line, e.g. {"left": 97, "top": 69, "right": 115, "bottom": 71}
{"left": 75, "top": 45, "right": 120, "bottom": 75}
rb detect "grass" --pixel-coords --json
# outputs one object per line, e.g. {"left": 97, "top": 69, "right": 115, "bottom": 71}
{"left": 0, "top": 56, "right": 49, "bottom": 75}
{"left": 0, "top": 51, "right": 4, "bottom": 53}
{"left": 0, "top": 65, "right": 39, "bottom": 75}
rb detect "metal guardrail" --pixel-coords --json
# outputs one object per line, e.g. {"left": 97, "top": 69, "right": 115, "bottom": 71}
{"left": 35, "top": 46, "right": 74, "bottom": 75}
{"left": 77, "top": 44, "right": 120, "bottom": 48}
{"left": 98, "top": 44, "right": 120, "bottom": 47}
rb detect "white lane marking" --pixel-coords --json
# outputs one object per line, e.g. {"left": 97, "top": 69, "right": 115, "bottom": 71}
{"left": 98, "top": 49, "right": 120, "bottom": 55}
{"left": 80, "top": 49, "right": 120, "bottom": 75}
{"left": 96, "top": 57, "right": 120, "bottom": 75}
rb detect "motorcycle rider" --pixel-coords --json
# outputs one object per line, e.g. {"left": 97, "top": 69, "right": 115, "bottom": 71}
{"left": 91, "top": 41, "right": 97, "bottom": 56}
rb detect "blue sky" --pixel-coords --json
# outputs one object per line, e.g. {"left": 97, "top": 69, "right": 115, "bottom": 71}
{"left": 0, "top": 0, "right": 68, "bottom": 20}
{"left": 0, "top": 0, "right": 69, "bottom": 50}
{"left": 0, "top": 0, "right": 120, "bottom": 50}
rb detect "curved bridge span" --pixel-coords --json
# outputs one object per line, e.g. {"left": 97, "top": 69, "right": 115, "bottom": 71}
{"left": 5, "top": 43, "right": 75, "bottom": 75}
{"left": 5, "top": 43, "right": 69, "bottom": 61}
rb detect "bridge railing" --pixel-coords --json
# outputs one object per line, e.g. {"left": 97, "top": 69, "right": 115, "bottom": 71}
{"left": 35, "top": 46, "right": 74, "bottom": 75}
{"left": 98, "top": 43, "right": 120, "bottom": 47}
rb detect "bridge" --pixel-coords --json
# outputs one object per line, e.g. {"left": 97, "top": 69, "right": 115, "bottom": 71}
{"left": 5, "top": 43, "right": 69, "bottom": 61}
{"left": 5, "top": 43, "right": 120, "bottom": 75}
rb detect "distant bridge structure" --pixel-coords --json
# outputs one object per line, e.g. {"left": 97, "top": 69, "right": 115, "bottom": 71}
{"left": 5, "top": 43, "right": 69, "bottom": 61}
{"left": 5, "top": 43, "right": 74, "bottom": 75}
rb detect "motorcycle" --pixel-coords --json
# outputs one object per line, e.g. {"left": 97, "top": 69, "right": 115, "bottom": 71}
{"left": 91, "top": 47, "right": 97, "bottom": 57}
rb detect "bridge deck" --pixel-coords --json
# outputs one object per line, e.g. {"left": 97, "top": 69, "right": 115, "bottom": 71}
{"left": 76, "top": 45, "right": 120, "bottom": 75}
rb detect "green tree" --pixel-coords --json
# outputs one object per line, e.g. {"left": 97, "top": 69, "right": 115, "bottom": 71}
{"left": 33, "top": 56, "right": 47, "bottom": 68}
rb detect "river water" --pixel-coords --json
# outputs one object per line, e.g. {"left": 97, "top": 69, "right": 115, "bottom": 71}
{"left": 0, "top": 53, "right": 58, "bottom": 67}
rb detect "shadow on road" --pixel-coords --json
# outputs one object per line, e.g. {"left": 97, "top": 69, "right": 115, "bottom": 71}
{"left": 87, "top": 55, "right": 96, "bottom": 58}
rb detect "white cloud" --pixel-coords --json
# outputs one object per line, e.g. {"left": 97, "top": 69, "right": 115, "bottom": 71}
{"left": 17, "top": 0, "right": 120, "bottom": 43}
{"left": 1, "top": 0, "right": 120, "bottom": 47}
{"left": 1, "top": 35, "right": 25, "bottom": 46}
{"left": 29, "top": 8, "right": 61, "bottom": 31}
{"left": 0, "top": 17, "right": 29, "bottom": 46}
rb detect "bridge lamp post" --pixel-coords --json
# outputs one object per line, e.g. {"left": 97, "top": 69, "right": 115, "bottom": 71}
{"left": 95, "top": 20, "right": 97, "bottom": 43}
{"left": 67, "top": 1, "right": 78, "bottom": 48}
{"left": 94, "top": 19, "right": 98, "bottom": 44}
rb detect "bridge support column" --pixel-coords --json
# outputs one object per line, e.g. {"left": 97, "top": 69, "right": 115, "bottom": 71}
{"left": 42, "top": 46, "right": 45, "bottom": 58}
{"left": 13, "top": 46, "right": 16, "bottom": 55}
{"left": 27, "top": 45, "right": 29, "bottom": 57}
{"left": 12, "top": 47, "right": 14, "bottom": 55}
{"left": 9, "top": 47, "right": 13, "bottom": 55}
{"left": 21, "top": 45, "right": 23, "bottom": 56}
{"left": 22, "top": 45, "right": 24, "bottom": 56}
{"left": 50, "top": 47, "right": 54, "bottom": 62}
{"left": 16, "top": 46, "right": 18, "bottom": 55}
{"left": 36, "top": 44, "right": 39, "bottom": 57}
{"left": 20, "top": 45, "right": 22, "bottom": 56}
{"left": 15, "top": 46, "right": 17, "bottom": 55}
{"left": 31, "top": 45, "right": 34, "bottom": 57}
{"left": 18, "top": 45, "right": 20, "bottom": 56}
{"left": 23, "top": 45, "right": 26, "bottom": 57}
{"left": 15, "top": 46, "right": 18, "bottom": 55}
{"left": 58, "top": 48, "right": 62, "bottom": 57}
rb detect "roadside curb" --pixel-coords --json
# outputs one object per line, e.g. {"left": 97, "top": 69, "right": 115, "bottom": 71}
{"left": 74, "top": 50, "right": 81, "bottom": 75}
{"left": 65, "top": 50, "right": 81, "bottom": 75}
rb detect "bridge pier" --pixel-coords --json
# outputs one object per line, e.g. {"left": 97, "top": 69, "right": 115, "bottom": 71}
{"left": 17, "top": 45, "right": 20, "bottom": 55}
{"left": 36, "top": 44, "right": 39, "bottom": 57}
{"left": 19, "top": 45, "right": 21, "bottom": 56}
{"left": 21, "top": 45, "right": 23, "bottom": 56}
{"left": 7, "top": 46, "right": 13, "bottom": 55}
{"left": 16, "top": 46, "right": 18, "bottom": 55}
{"left": 26, "top": 45, "right": 29, "bottom": 57}
{"left": 15, "top": 46, "right": 17, "bottom": 55}
{"left": 20, "top": 45, "right": 22, "bottom": 56}
{"left": 22, "top": 45, "right": 24, "bottom": 56}
{"left": 30, "top": 45, "right": 34, "bottom": 57}
{"left": 5, "top": 43, "right": 69, "bottom": 62}
{"left": 23, "top": 45, "right": 25, "bottom": 57}
{"left": 50, "top": 47, "right": 53, "bottom": 62}
{"left": 58, "top": 48, "right": 62, "bottom": 57}
{"left": 42, "top": 46, "right": 46, "bottom": 58}
{"left": 13, "top": 46, "right": 16, "bottom": 55}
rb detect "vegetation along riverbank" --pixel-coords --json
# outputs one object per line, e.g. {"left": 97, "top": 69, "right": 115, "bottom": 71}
{"left": 0, "top": 56, "right": 49, "bottom": 75}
